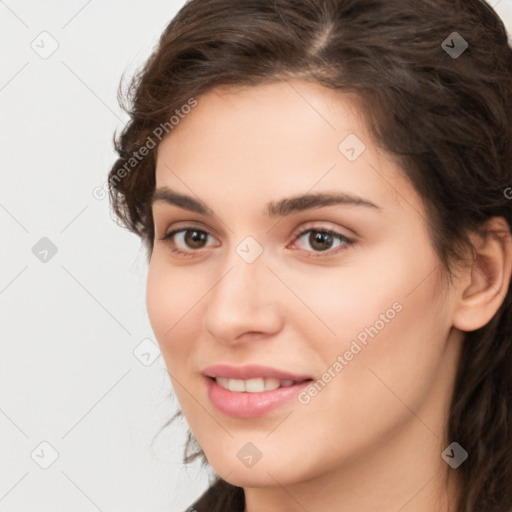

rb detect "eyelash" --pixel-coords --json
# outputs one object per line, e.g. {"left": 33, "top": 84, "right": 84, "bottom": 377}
{"left": 158, "top": 225, "right": 355, "bottom": 259}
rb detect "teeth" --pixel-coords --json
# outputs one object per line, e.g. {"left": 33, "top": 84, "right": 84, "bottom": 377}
{"left": 228, "top": 378, "right": 245, "bottom": 392}
{"left": 215, "top": 377, "right": 297, "bottom": 392}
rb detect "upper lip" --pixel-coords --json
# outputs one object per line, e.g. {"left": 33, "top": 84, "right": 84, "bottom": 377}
{"left": 202, "top": 364, "right": 313, "bottom": 382}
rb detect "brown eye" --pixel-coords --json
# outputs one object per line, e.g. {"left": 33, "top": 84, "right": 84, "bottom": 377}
{"left": 307, "top": 231, "right": 335, "bottom": 251}
{"left": 160, "top": 228, "right": 214, "bottom": 253}
{"left": 182, "top": 229, "right": 209, "bottom": 249}
{"left": 292, "top": 227, "right": 354, "bottom": 257}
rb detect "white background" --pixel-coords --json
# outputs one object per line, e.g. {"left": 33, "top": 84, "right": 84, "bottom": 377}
{"left": 2, "top": 1, "right": 512, "bottom": 511}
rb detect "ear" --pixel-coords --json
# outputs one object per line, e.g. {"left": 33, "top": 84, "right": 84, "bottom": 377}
{"left": 452, "top": 217, "right": 512, "bottom": 332}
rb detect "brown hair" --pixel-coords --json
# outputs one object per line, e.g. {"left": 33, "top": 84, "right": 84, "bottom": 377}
{"left": 108, "top": 0, "right": 512, "bottom": 510}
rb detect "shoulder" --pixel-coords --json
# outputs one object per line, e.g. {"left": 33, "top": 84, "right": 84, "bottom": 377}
{"left": 186, "top": 478, "right": 245, "bottom": 512}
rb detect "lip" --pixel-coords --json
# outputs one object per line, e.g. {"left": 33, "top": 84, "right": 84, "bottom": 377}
{"left": 202, "top": 364, "right": 313, "bottom": 381}
{"left": 204, "top": 376, "right": 312, "bottom": 418}
{"left": 202, "top": 364, "right": 314, "bottom": 418}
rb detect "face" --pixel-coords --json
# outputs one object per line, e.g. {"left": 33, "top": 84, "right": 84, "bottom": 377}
{"left": 146, "top": 80, "right": 462, "bottom": 488}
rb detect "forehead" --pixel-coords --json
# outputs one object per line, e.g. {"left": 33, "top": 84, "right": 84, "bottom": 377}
{"left": 157, "top": 80, "right": 366, "bottom": 161}
{"left": 153, "top": 80, "right": 419, "bottom": 217}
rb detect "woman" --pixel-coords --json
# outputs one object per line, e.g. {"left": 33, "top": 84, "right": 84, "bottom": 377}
{"left": 108, "top": 0, "right": 512, "bottom": 510}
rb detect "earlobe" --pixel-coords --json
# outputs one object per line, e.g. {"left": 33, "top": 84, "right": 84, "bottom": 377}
{"left": 452, "top": 217, "right": 512, "bottom": 332}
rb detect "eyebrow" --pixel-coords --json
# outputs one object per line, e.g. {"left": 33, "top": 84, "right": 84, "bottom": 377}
{"left": 150, "top": 187, "right": 382, "bottom": 217}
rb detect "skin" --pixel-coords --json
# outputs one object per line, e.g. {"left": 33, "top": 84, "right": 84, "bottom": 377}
{"left": 146, "top": 79, "right": 512, "bottom": 512}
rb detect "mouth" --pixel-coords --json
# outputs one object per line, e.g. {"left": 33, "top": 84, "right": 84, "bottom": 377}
{"left": 202, "top": 363, "right": 314, "bottom": 383}
{"left": 208, "top": 376, "right": 312, "bottom": 393}
{"left": 202, "top": 365, "right": 315, "bottom": 418}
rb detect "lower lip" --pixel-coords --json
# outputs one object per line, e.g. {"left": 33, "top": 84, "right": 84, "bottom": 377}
{"left": 204, "top": 376, "right": 312, "bottom": 418}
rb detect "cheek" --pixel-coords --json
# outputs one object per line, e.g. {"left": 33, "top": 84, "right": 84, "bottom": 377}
{"left": 299, "top": 238, "right": 449, "bottom": 406}
{"left": 146, "top": 261, "right": 171, "bottom": 339}
{"left": 330, "top": 261, "right": 449, "bottom": 421}
{"left": 145, "top": 259, "right": 199, "bottom": 369}
{"left": 276, "top": 262, "right": 451, "bottom": 474}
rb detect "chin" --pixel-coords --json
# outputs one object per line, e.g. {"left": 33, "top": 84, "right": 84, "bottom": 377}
{"left": 205, "top": 449, "right": 310, "bottom": 489}
{"left": 220, "top": 466, "right": 295, "bottom": 488}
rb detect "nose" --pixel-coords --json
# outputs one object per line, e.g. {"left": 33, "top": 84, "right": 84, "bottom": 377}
{"left": 203, "top": 250, "right": 283, "bottom": 345}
